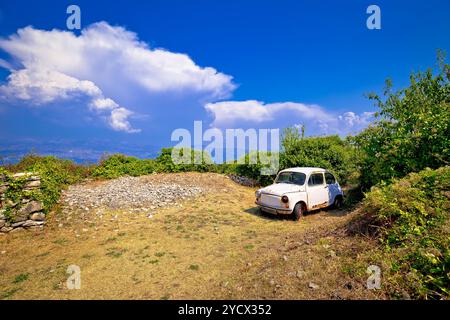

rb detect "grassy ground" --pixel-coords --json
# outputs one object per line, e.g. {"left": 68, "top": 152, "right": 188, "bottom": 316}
{"left": 0, "top": 173, "right": 385, "bottom": 300}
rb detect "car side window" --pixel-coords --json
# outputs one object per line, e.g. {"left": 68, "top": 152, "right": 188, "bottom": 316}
{"left": 308, "top": 173, "right": 324, "bottom": 186}
{"left": 325, "top": 173, "right": 336, "bottom": 184}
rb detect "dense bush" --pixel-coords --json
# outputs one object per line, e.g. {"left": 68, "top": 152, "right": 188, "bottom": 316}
{"left": 359, "top": 167, "right": 450, "bottom": 298}
{"left": 155, "top": 148, "right": 215, "bottom": 173}
{"left": 352, "top": 54, "right": 450, "bottom": 188}
{"left": 233, "top": 151, "right": 280, "bottom": 186}
{"left": 280, "top": 127, "right": 360, "bottom": 185}
{"left": 92, "top": 154, "right": 158, "bottom": 178}
{"left": 92, "top": 149, "right": 220, "bottom": 179}
{"left": 214, "top": 128, "right": 360, "bottom": 187}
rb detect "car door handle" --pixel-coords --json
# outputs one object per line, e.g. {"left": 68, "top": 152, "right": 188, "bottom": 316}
{"left": 324, "top": 185, "right": 328, "bottom": 188}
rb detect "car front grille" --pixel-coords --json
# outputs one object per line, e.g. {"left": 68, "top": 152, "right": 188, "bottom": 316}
{"left": 260, "top": 193, "right": 281, "bottom": 207}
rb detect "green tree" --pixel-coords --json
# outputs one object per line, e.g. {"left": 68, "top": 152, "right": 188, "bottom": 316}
{"left": 155, "top": 147, "right": 214, "bottom": 173}
{"left": 352, "top": 53, "right": 450, "bottom": 188}
{"left": 281, "top": 127, "right": 359, "bottom": 185}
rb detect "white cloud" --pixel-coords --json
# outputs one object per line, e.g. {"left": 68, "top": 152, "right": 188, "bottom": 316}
{"left": 0, "top": 66, "right": 137, "bottom": 133}
{"left": 205, "top": 100, "right": 334, "bottom": 125}
{"left": 109, "top": 108, "right": 140, "bottom": 133}
{"left": 0, "top": 67, "right": 101, "bottom": 103}
{"left": 0, "top": 22, "right": 235, "bottom": 97}
{"left": 90, "top": 98, "right": 119, "bottom": 111}
{"left": 338, "top": 111, "right": 374, "bottom": 128}
{"left": 205, "top": 100, "right": 373, "bottom": 135}
{"left": 0, "top": 22, "right": 373, "bottom": 137}
{"left": 0, "top": 22, "right": 236, "bottom": 132}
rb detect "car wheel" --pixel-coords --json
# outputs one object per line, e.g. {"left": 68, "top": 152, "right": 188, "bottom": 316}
{"left": 333, "top": 196, "right": 343, "bottom": 209}
{"left": 293, "top": 203, "right": 304, "bottom": 221}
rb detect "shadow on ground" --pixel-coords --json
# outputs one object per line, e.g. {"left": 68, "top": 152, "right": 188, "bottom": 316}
{"left": 244, "top": 207, "right": 293, "bottom": 221}
{"left": 245, "top": 205, "right": 352, "bottom": 220}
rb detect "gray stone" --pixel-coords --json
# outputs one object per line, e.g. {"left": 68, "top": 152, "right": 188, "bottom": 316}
{"left": 0, "top": 220, "right": 5, "bottom": 228}
{"left": 22, "top": 220, "right": 45, "bottom": 228}
{"left": 11, "top": 210, "right": 29, "bottom": 223}
{"left": 6, "top": 200, "right": 19, "bottom": 207}
{"left": 0, "top": 226, "right": 13, "bottom": 233}
{"left": 11, "top": 221, "right": 26, "bottom": 228}
{"left": 308, "top": 282, "right": 319, "bottom": 289}
{"left": 10, "top": 227, "right": 24, "bottom": 233}
{"left": 25, "top": 180, "right": 41, "bottom": 189}
{"left": 17, "top": 200, "right": 43, "bottom": 217}
{"left": 61, "top": 175, "right": 207, "bottom": 212}
{"left": 30, "top": 212, "right": 46, "bottom": 221}
{"left": 228, "top": 174, "right": 258, "bottom": 187}
{"left": 12, "top": 172, "right": 36, "bottom": 179}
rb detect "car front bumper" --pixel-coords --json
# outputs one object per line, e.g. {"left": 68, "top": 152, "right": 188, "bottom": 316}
{"left": 255, "top": 201, "right": 292, "bottom": 215}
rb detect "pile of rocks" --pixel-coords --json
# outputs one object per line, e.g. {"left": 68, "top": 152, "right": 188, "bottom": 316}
{"left": 0, "top": 173, "right": 46, "bottom": 233}
{"left": 61, "top": 175, "right": 206, "bottom": 213}
{"left": 228, "top": 174, "right": 258, "bottom": 187}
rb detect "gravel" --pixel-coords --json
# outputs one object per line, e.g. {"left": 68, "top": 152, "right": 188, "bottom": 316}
{"left": 61, "top": 175, "right": 207, "bottom": 213}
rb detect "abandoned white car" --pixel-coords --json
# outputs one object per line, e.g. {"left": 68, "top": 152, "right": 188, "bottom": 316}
{"left": 255, "top": 167, "right": 344, "bottom": 220}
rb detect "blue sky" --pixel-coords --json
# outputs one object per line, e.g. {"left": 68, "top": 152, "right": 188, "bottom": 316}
{"left": 0, "top": 0, "right": 449, "bottom": 162}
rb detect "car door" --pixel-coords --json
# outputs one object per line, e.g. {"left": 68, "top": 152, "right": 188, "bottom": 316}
{"left": 325, "top": 172, "right": 340, "bottom": 205}
{"left": 306, "top": 173, "right": 328, "bottom": 210}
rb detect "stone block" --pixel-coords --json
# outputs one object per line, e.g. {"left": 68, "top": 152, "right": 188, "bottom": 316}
{"left": 30, "top": 212, "right": 46, "bottom": 221}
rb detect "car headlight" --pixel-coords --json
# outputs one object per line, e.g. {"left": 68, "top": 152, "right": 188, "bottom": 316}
{"left": 281, "top": 195, "right": 289, "bottom": 203}
{"left": 255, "top": 190, "right": 261, "bottom": 198}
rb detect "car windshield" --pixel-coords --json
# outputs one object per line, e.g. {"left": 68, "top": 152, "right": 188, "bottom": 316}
{"left": 275, "top": 172, "right": 306, "bottom": 185}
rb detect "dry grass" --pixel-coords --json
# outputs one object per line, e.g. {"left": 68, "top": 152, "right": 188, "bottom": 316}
{"left": 0, "top": 172, "right": 386, "bottom": 300}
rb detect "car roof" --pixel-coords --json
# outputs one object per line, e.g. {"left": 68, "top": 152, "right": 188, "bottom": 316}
{"left": 278, "top": 167, "right": 328, "bottom": 175}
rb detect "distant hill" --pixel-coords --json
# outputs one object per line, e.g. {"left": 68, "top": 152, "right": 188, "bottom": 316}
{"left": 0, "top": 139, "right": 162, "bottom": 164}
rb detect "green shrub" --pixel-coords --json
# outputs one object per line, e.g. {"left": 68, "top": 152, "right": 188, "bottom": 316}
{"left": 92, "top": 154, "right": 157, "bottom": 178}
{"left": 233, "top": 151, "right": 279, "bottom": 186}
{"left": 25, "top": 156, "right": 88, "bottom": 211}
{"left": 155, "top": 148, "right": 216, "bottom": 173}
{"left": 229, "top": 127, "right": 361, "bottom": 187}
{"left": 352, "top": 53, "right": 450, "bottom": 189}
{"left": 360, "top": 167, "right": 450, "bottom": 298}
{"left": 2, "top": 154, "right": 90, "bottom": 213}
{"left": 280, "top": 127, "right": 360, "bottom": 185}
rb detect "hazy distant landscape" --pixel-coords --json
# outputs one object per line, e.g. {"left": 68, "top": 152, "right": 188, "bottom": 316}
{"left": 0, "top": 140, "right": 162, "bottom": 164}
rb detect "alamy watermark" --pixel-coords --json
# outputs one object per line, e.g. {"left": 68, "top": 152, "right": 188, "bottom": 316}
{"left": 66, "top": 264, "right": 81, "bottom": 290}
{"left": 366, "top": 265, "right": 381, "bottom": 290}
{"left": 171, "top": 121, "right": 280, "bottom": 175}
{"left": 66, "top": 4, "right": 380, "bottom": 31}
{"left": 367, "top": 5, "right": 381, "bottom": 30}
{"left": 66, "top": 5, "right": 81, "bottom": 30}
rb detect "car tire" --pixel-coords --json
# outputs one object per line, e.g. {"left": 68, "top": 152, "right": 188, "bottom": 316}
{"left": 293, "top": 203, "right": 304, "bottom": 221}
{"left": 333, "top": 196, "right": 343, "bottom": 209}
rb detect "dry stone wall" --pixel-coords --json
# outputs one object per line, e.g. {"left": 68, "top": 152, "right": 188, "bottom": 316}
{"left": 228, "top": 174, "right": 258, "bottom": 187}
{"left": 0, "top": 172, "right": 46, "bottom": 233}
